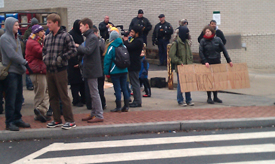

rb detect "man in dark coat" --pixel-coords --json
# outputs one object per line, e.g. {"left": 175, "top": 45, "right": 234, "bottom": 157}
{"left": 152, "top": 14, "right": 173, "bottom": 66}
{"left": 124, "top": 26, "right": 144, "bottom": 107}
{"left": 197, "top": 20, "right": 226, "bottom": 45}
{"left": 129, "top": 9, "right": 152, "bottom": 45}
{"left": 76, "top": 18, "right": 104, "bottom": 123}
{"left": 68, "top": 20, "right": 85, "bottom": 107}
{"left": 98, "top": 16, "right": 114, "bottom": 41}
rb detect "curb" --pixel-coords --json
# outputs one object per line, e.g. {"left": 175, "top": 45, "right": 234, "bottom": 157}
{"left": 1, "top": 117, "right": 275, "bottom": 140}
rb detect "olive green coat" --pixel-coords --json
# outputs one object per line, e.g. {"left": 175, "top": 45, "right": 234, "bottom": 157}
{"left": 169, "top": 37, "right": 193, "bottom": 73}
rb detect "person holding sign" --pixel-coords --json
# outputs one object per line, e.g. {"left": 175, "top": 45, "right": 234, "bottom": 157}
{"left": 199, "top": 26, "right": 233, "bottom": 104}
{"left": 169, "top": 26, "right": 194, "bottom": 107}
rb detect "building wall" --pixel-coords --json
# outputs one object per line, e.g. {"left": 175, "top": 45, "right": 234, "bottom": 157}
{"left": 2, "top": 0, "right": 274, "bottom": 68}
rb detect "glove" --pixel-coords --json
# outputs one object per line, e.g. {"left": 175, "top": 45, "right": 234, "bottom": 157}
{"left": 25, "top": 63, "right": 34, "bottom": 74}
{"left": 106, "top": 75, "right": 111, "bottom": 78}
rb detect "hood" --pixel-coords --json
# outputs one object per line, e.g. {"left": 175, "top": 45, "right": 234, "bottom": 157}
{"left": 4, "top": 17, "right": 18, "bottom": 37}
{"left": 73, "top": 20, "right": 81, "bottom": 35}
{"left": 178, "top": 26, "right": 189, "bottom": 43}
{"left": 0, "top": 29, "right": 4, "bottom": 36}
{"left": 110, "top": 37, "right": 123, "bottom": 47}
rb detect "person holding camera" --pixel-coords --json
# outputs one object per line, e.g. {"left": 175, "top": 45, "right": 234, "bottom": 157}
{"left": 152, "top": 14, "right": 173, "bottom": 66}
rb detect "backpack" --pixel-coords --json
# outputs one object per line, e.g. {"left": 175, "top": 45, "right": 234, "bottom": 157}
{"left": 114, "top": 45, "right": 130, "bottom": 69}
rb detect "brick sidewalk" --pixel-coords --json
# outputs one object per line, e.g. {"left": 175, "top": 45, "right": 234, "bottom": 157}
{"left": 1, "top": 106, "right": 275, "bottom": 131}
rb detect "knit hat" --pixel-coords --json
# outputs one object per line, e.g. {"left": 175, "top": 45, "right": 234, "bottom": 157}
{"left": 109, "top": 31, "right": 119, "bottom": 42}
{"left": 31, "top": 18, "right": 39, "bottom": 26}
{"left": 110, "top": 27, "right": 119, "bottom": 34}
{"left": 138, "top": 9, "right": 144, "bottom": 14}
{"left": 32, "top": 25, "right": 44, "bottom": 34}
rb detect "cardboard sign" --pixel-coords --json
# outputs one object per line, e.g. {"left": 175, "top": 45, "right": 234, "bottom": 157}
{"left": 177, "top": 63, "right": 250, "bottom": 92}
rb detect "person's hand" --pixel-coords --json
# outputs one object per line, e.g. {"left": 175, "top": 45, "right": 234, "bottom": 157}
{"left": 106, "top": 75, "right": 111, "bottom": 78}
{"left": 152, "top": 42, "right": 155, "bottom": 46}
{"left": 229, "top": 62, "right": 233, "bottom": 67}
{"left": 142, "top": 27, "right": 145, "bottom": 31}
{"left": 181, "top": 64, "right": 184, "bottom": 66}
{"left": 75, "top": 43, "right": 79, "bottom": 48}
{"left": 160, "top": 29, "right": 164, "bottom": 31}
{"left": 205, "top": 63, "right": 210, "bottom": 68}
{"left": 123, "top": 36, "right": 128, "bottom": 41}
{"left": 74, "top": 64, "right": 79, "bottom": 68}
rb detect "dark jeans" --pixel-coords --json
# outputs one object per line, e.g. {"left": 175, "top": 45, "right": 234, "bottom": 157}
{"left": 157, "top": 39, "right": 170, "bottom": 65}
{"left": 26, "top": 74, "right": 33, "bottom": 88}
{"left": 4, "top": 73, "right": 23, "bottom": 125}
{"left": 111, "top": 73, "right": 129, "bottom": 101}
{"left": 70, "top": 82, "right": 85, "bottom": 105}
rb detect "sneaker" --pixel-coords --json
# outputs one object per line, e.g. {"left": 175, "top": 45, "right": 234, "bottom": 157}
{"left": 187, "top": 101, "right": 195, "bottom": 106}
{"left": 179, "top": 102, "right": 187, "bottom": 107}
{"left": 62, "top": 122, "right": 76, "bottom": 130}
{"left": 47, "top": 121, "right": 63, "bottom": 128}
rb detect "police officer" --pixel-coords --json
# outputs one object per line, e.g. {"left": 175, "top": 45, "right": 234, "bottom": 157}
{"left": 129, "top": 9, "right": 152, "bottom": 45}
{"left": 152, "top": 14, "right": 173, "bottom": 66}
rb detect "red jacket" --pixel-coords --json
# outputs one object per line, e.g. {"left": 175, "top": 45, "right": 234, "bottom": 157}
{"left": 25, "top": 38, "right": 46, "bottom": 75}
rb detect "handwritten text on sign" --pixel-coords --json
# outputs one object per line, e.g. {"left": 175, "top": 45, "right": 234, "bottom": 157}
{"left": 177, "top": 63, "right": 250, "bottom": 92}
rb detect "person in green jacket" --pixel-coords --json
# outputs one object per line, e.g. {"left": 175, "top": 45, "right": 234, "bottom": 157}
{"left": 169, "top": 26, "right": 194, "bottom": 107}
{"left": 104, "top": 31, "right": 130, "bottom": 112}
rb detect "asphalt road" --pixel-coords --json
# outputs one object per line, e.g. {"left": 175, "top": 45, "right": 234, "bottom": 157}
{"left": 2, "top": 127, "right": 275, "bottom": 164}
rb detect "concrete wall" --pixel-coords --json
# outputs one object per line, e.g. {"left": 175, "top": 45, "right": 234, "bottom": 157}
{"left": 1, "top": 0, "right": 274, "bottom": 68}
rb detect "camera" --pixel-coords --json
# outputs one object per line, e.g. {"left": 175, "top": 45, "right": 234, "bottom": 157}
{"left": 115, "top": 25, "right": 129, "bottom": 36}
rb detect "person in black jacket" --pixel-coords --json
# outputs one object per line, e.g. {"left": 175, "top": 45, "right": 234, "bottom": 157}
{"left": 68, "top": 20, "right": 85, "bottom": 107}
{"left": 98, "top": 16, "right": 114, "bottom": 41}
{"left": 124, "top": 26, "right": 144, "bottom": 107}
{"left": 129, "top": 9, "right": 152, "bottom": 45}
{"left": 199, "top": 26, "right": 233, "bottom": 104}
{"left": 198, "top": 20, "right": 226, "bottom": 45}
{"left": 152, "top": 14, "right": 173, "bottom": 66}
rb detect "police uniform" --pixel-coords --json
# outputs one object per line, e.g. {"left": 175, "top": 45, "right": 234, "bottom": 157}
{"left": 152, "top": 14, "right": 173, "bottom": 66}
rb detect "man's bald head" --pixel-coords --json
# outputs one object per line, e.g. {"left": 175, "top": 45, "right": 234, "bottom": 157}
{"left": 104, "top": 16, "right": 109, "bottom": 23}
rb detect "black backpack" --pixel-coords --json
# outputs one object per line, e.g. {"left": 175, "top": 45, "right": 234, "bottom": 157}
{"left": 114, "top": 45, "right": 130, "bottom": 69}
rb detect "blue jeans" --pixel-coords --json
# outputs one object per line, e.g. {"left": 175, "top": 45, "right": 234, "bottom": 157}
{"left": 158, "top": 39, "right": 170, "bottom": 65}
{"left": 111, "top": 73, "right": 129, "bottom": 101}
{"left": 26, "top": 74, "right": 33, "bottom": 88}
{"left": 177, "top": 73, "right": 191, "bottom": 104}
{"left": 4, "top": 73, "right": 23, "bottom": 125}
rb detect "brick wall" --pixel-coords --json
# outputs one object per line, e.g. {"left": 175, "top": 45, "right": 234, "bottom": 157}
{"left": 2, "top": 0, "right": 275, "bottom": 68}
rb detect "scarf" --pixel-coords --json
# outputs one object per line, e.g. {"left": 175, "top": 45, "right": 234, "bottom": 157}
{"left": 203, "top": 34, "right": 215, "bottom": 40}
{"left": 29, "top": 33, "right": 43, "bottom": 45}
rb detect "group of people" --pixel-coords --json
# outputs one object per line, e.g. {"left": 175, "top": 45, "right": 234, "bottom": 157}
{"left": 170, "top": 19, "right": 233, "bottom": 106}
{"left": 0, "top": 11, "right": 153, "bottom": 131}
{"left": 0, "top": 9, "right": 234, "bottom": 131}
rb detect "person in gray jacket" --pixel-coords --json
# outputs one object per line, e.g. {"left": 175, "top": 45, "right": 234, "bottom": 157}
{"left": 76, "top": 18, "right": 104, "bottom": 123}
{"left": 0, "top": 17, "right": 32, "bottom": 131}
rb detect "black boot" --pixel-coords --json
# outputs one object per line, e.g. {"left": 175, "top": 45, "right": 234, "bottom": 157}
{"left": 207, "top": 91, "right": 214, "bottom": 104}
{"left": 111, "top": 100, "right": 121, "bottom": 112}
{"left": 213, "top": 91, "right": 223, "bottom": 103}
{"left": 122, "top": 99, "right": 130, "bottom": 112}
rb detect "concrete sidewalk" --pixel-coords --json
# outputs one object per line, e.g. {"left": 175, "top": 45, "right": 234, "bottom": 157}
{"left": 0, "top": 66, "right": 275, "bottom": 140}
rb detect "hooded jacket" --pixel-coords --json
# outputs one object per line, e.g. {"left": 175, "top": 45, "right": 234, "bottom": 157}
{"left": 104, "top": 37, "right": 128, "bottom": 75}
{"left": 42, "top": 26, "right": 77, "bottom": 73}
{"left": 68, "top": 20, "right": 84, "bottom": 84}
{"left": 169, "top": 37, "right": 193, "bottom": 73}
{"left": 0, "top": 17, "right": 27, "bottom": 75}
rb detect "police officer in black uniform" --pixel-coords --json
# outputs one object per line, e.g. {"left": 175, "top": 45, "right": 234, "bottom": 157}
{"left": 152, "top": 14, "right": 173, "bottom": 66}
{"left": 129, "top": 9, "right": 152, "bottom": 45}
